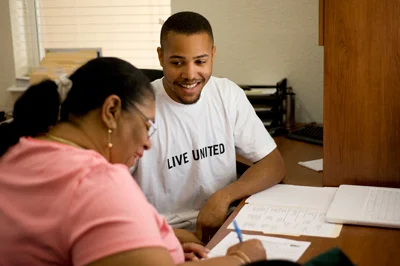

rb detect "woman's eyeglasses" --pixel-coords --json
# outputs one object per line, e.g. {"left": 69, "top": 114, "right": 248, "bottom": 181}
{"left": 132, "top": 105, "right": 157, "bottom": 138}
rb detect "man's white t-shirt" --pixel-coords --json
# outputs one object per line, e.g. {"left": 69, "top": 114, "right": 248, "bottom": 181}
{"left": 133, "top": 76, "right": 276, "bottom": 230}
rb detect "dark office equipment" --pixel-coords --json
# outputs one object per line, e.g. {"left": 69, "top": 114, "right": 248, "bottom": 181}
{"left": 286, "top": 124, "right": 323, "bottom": 146}
{"left": 283, "top": 87, "right": 295, "bottom": 129}
{"left": 140, "top": 69, "right": 164, "bottom": 82}
{"left": 239, "top": 78, "right": 294, "bottom": 136}
{"left": 0, "top": 111, "right": 5, "bottom": 122}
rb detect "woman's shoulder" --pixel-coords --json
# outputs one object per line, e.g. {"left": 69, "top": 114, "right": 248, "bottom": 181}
{"left": 4, "top": 137, "right": 131, "bottom": 184}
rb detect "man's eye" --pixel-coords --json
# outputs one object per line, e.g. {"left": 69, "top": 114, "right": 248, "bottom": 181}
{"left": 196, "top": 60, "right": 207, "bottom": 65}
{"left": 171, "top": 61, "right": 182, "bottom": 66}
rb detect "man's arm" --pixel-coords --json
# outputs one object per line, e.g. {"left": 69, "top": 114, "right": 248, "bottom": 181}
{"left": 173, "top": 228, "right": 203, "bottom": 245}
{"left": 219, "top": 148, "right": 285, "bottom": 203}
{"left": 196, "top": 148, "right": 286, "bottom": 242}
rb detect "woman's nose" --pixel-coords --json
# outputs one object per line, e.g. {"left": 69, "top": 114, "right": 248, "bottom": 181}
{"left": 143, "top": 137, "right": 152, "bottom": 150}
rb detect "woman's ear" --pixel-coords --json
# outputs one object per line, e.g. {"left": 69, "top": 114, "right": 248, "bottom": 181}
{"left": 101, "top": 95, "right": 122, "bottom": 130}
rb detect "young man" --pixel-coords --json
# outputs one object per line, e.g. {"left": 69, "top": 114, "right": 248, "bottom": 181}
{"left": 134, "top": 11, "right": 286, "bottom": 243}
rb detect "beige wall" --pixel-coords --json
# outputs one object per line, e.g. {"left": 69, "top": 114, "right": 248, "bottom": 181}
{"left": 172, "top": 0, "right": 323, "bottom": 123}
{"left": 2, "top": 0, "right": 324, "bottom": 122}
{"left": 0, "top": 0, "right": 16, "bottom": 112}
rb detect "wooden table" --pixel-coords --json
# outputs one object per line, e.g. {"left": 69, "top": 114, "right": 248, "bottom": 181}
{"left": 210, "top": 137, "right": 400, "bottom": 266}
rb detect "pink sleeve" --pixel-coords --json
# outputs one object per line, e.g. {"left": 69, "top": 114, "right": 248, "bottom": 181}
{"left": 65, "top": 165, "right": 169, "bottom": 266}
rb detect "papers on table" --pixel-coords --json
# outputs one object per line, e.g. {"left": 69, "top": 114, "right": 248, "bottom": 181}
{"left": 298, "top": 159, "right": 323, "bottom": 172}
{"left": 246, "top": 184, "right": 337, "bottom": 210}
{"left": 228, "top": 184, "right": 342, "bottom": 238}
{"left": 228, "top": 204, "right": 342, "bottom": 237}
{"left": 209, "top": 232, "right": 311, "bottom": 262}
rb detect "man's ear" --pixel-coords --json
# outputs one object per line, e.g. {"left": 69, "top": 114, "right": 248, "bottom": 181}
{"left": 101, "top": 95, "right": 122, "bottom": 130}
{"left": 157, "top": 47, "right": 164, "bottom": 67}
{"left": 211, "top": 45, "right": 216, "bottom": 63}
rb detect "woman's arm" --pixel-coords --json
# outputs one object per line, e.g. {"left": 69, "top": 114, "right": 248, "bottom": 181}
{"left": 87, "top": 239, "right": 266, "bottom": 266}
{"left": 86, "top": 247, "right": 245, "bottom": 266}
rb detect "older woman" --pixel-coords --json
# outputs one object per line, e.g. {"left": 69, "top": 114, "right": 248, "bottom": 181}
{"left": 0, "top": 57, "right": 266, "bottom": 266}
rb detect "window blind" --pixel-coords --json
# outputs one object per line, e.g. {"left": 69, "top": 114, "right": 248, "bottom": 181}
{"left": 9, "top": 0, "right": 40, "bottom": 77}
{"left": 10, "top": 0, "right": 170, "bottom": 77}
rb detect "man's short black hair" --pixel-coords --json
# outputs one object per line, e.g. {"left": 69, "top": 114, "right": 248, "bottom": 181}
{"left": 160, "top": 11, "right": 214, "bottom": 47}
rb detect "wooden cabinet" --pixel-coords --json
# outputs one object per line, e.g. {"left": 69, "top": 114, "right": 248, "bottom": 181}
{"left": 321, "top": 0, "right": 400, "bottom": 187}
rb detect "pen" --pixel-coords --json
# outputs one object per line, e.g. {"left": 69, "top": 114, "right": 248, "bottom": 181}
{"left": 233, "top": 219, "right": 243, "bottom": 242}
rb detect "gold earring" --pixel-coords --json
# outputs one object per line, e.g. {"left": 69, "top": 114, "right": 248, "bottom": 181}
{"left": 108, "top": 129, "right": 113, "bottom": 148}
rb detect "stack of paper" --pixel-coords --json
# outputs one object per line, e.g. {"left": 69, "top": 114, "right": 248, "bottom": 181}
{"left": 298, "top": 159, "right": 323, "bottom": 172}
{"left": 244, "top": 88, "right": 277, "bottom": 95}
{"left": 209, "top": 232, "right": 311, "bottom": 262}
{"left": 227, "top": 185, "right": 342, "bottom": 238}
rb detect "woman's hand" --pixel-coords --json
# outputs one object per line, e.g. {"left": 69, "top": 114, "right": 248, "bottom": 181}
{"left": 227, "top": 239, "right": 266, "bottom": 263}
{"left": 174, "top": 228, "right": 208, "bottom": 261}
{"left": 182, "top": 242, "right": 210, "bottom": 261}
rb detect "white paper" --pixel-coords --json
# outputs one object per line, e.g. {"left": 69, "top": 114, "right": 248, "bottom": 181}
{"left": 209, "top": 232, "right": 310, "bottom": 262}
{"left": 228, "top": 204, "right": 342, "bottom": 238}
{"left": 253, "top": 106, "right": 272, "bottom": 112}
{"left": 298, "top": 159, "right": 323, "bottom": 172}
{"left": 245, "top": 88, "right": 277, "bottom": 95}
{"left": 246, "top": 184, "right": 337, "bottom": 210}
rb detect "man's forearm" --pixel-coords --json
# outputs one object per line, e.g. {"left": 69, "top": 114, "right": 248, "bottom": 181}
{"left": 173, "top": 228, "right": 203, "bottom": 245}
{"left": 218, "top": 148, "right": 286, "bottom": 204}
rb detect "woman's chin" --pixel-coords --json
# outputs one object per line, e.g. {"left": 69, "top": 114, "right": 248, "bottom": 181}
{"left": 126, "top": 155, "right": 138, "bottom": 168}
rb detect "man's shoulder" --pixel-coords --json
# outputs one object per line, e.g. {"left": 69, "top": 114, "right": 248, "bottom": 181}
{"left": 208, "top": 76, "right": 243, "bottom": 96}
{"left": 209, "top": 76, "right": 240, "bottom": 89}
{"left": 151, "top": 78, "right": 164, "bottom": 92}
{"left": 207, "top": 76, "right": 245, "bottom": 103}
